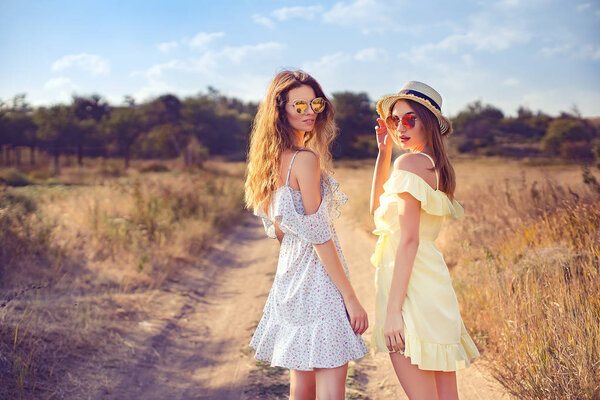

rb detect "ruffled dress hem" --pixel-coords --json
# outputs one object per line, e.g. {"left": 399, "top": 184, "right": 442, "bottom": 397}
{"left": 371, "top": 328, "right": 480, "bottom": 372}
{"left": 250, "top": 310, "right": 368, "bottom": 371}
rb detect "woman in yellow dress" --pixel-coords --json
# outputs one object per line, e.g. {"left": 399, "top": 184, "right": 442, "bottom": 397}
{"left": 369, "top": 81, "right": 480, "bottom": 399}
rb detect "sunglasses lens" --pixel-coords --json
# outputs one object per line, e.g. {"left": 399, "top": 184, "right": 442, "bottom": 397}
{"left": 386, "top": 115, "right": 400, "bottom": 130}
{"left": 294, "top": 101, "right": 308, "bottom": 114}
{"left": 402, "top": 114, "right": 416, "bottom": 129}
{"left": 311, "top": 98, "right": 326, "bottom": 113}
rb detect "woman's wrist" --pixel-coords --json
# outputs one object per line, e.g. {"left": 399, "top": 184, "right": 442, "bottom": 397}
{"left": 386, "top": 298, "right": 403, "bottom": 313}
{"left": 342, "top": 290, "right": 358, "bottom": 303}
{"left": 378, "top": 146, "right": 392, "bottom": 157}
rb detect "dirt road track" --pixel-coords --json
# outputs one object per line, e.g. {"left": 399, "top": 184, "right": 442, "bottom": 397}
{"left": 193, "top": 213, "right": 509, "bottom": 399}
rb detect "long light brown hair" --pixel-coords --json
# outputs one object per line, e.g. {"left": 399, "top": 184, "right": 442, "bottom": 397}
{"left": 245, "top": 70, "right": 337, "bottom": 213}
{"left": 393, "top": 99, "right": 456, "bottom": 198}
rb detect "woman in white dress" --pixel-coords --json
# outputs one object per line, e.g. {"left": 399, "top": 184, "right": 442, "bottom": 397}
{"left": 245, "top": 70, "right": 369, "bottom": 399}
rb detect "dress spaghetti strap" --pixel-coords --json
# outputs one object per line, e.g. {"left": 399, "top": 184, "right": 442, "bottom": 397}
{"left": 416, "top": 152, "right": 439, "bottom": 191}
{"left": 285, "top": 150, "right": 302, "bottom": 186}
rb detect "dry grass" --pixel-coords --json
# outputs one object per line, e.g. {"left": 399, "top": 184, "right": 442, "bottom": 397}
{"left": 0, "top": 159, "right": 245, "bottom": 398}
{"left": 335, "top": 156, "right": 600, "bottom": 400}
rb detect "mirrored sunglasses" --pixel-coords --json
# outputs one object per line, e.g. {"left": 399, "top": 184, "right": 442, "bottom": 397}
{"left": 386, "top": 113, "right": 417, "bottom": 131}
{"left": 289, "top": 97, "right": 326, "bottom": 114}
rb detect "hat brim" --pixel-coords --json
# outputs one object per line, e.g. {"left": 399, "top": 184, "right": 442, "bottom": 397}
{"left": 376, "top": 93, "right": 453, "bottom": 136}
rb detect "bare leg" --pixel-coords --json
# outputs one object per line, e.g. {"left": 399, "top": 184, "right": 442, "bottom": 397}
{"left": 389, "top": 352, "right": 438, "bottom": 400}
{"left": 434, "top": 371, "right": 459, "bottom": 400}
{"left": 314, "top": 363, "right": 348, "bottom": 400}
{"left": 290, "top": 369, "right": 316, "bottom": 400}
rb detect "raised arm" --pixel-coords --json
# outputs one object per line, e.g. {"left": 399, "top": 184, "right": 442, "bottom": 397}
{"left": 293, "top": 150, "right": 368, "bottom": 335}
{"left": 370, "top": 118, "right": 394, "bottom": 215}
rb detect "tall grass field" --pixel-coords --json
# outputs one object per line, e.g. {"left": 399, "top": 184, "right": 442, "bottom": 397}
{"left": 0, "top": 159, "right": 245, "bottom": 398}
{"left": 1, "top": 156, "right": 599, "bottom": 399}
{"left": 336, "top": 156, "right": 600, "bottom": 400}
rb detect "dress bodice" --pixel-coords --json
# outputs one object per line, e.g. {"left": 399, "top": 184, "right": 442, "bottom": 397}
{"left": 373, "top": 169, "right": 464, "bottom": 242}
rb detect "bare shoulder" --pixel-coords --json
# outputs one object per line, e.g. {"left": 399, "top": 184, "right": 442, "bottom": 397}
{"left": 393, "top": 153, "right": 430, "bottom": 177}
{"left": 293, "top": 149, "right": 320, "bottom": 175}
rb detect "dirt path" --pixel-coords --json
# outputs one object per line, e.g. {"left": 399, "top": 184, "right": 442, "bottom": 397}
{"left": 112, "top": 212, "right": 508, "bottom": 399}
{"left": 96, "top": 217, "right": 280, "bottom": 399}
{"left": 192, "top": 211, "right": 508, "bottom": 399}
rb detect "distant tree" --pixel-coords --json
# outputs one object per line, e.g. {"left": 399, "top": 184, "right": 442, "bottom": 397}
{"left": 517, "top": 106, "right": 534, "bottom": 120}
{"left": 180, "top": 92, "right": 252, "bottom": 158}
{"left": 105, "top": 107, "right": 145, "bottom": 168}
{"left": 452, "top": 101, "right": 504, "bottom": 152}
{"left": 0, "top": 95, "right": 37, "bottom": 166}
{"left": 331, "top": 92, "right": 375, "bottom": 158}
{"left": 541, "top": 118, "right": 598, "bottom": 160}
{"left": 145, "top": 94, "right": 181, "bottom": 127}
{"left": 0, "top": 99, "right": 7, "bottom": 165}
{"left": 72, "top": 94, "right": 110, "bottom": 121}
{"left": 34, "top": 105, "right": 76, "bottom": 174}
{"left": 71, "top": 95, "right": 111, "bottom": 165}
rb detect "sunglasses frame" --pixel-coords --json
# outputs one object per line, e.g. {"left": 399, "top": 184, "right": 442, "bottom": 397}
{"left": 288, "top": 97, "right": 327, "bottom": 115}
{"left": 386, "top": 113, "right": 418, "bottom": 131}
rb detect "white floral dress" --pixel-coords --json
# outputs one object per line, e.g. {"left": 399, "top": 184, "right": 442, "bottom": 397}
{"left": 250, "top": 150, "right": 368, "bottom": 371}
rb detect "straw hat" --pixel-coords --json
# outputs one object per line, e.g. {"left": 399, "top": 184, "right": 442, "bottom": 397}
{"left": 376, "top": 81, "right": 452, "bottom": 136}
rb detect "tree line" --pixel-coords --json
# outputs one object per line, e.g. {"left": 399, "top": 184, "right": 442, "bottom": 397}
{"left": 1, "top": 90, "right": 598, "bottom": 174}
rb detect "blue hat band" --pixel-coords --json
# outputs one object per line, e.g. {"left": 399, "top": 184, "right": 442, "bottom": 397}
{"left": 399, "top": 89, "right": 441, "bottom": 112}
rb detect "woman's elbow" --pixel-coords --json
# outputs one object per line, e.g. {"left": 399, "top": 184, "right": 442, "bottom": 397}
{"left": 398, "top": 236, "right": 419, "bottom": 250}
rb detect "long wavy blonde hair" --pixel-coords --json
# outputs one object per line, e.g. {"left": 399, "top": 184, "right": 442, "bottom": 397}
{"left": 245, "top": 70, "right": 337, "bottom": 213}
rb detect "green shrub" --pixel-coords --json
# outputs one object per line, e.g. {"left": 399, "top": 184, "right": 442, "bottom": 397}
{"left": 140, "top": 163, "right": 170, "bottom": 173}
{"left": 542, "top": 119, "right": 597, "bottom": 158}
{"left": 0, "top": 169, "right": 34, "bottom": 187}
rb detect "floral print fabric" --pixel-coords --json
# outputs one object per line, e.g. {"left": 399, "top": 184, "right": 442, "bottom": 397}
{"left": 251, "top": 174, "right": 368, "bottom": 370}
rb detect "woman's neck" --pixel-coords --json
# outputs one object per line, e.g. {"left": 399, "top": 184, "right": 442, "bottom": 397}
{"left": 410, "top": 145, "right": 433, "bottom": 156}
{"left": 293, "top": 130, "right": 305, "bottom": 148}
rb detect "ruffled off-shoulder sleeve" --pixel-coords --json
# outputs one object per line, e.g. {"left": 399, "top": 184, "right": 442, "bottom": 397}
{"left": 255, "top": 174, "right": 347, "bottom": 244}
{"left": 382, "top": 170, "right": 464, "bottom": 218}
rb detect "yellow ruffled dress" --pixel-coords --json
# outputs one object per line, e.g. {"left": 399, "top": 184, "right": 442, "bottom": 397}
{"left": 370, "top": 163, "right": 480, "bottom": 372}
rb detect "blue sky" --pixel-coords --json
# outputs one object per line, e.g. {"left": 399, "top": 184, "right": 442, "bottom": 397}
{"left": 1, "top": 0, "right": 599, "bottom": 117}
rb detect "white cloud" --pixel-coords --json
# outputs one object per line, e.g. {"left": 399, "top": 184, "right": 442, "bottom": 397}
{"left": 43, "top": 77, "right": 80, "bottom": 104}
{"left": 252, "top": 13, "right": 275, "bottom": 28}
{"left": 44, "top": 77, "right": 78, "bottom": 90}
{"left": 51, "top": 53, "right": 110, "bottom": 76}
{"left": 496, "top": 0, "right": 522, "bottom": 7}
{"left": 220, "top": 42, "right": 286, "bottom": 63}
{"left": 495, "top": 0, "right": 550, "bottom": 9}
{"left": 322, "top": 0, "right": 394, "bottom": 34}
{"left": 540, "top": 43, "right": 600, "bottom": 60}
{"left": 576, "top": 3, "right": 591, "bottom": 11}
{"left": 271, "top": 6, "right": 324, "bottom": 21}
{"left": 503, "top": 77, "right": 520, "bottom": 87}
{"left": 131, "top": 59, "right": 186, "bottom": 81}
{"left": 579, "top": 44, "right": 600, "bottom": 60}
{"left": 188, "top": 32, "right": 224, "bottom": 49}
{"left": 155, "top": 32, "right": 224, "bottom": 54}
{"left": 302, "top": 52, "right": 353, "bottom": 75}
{"left": 131, "top": 42, "right": 287, "bottom": 99}
{"left": 354, "top": 48, "right": 388, "bottom": 61}
{"left": 412, "top": 13, "right": 531, "bottom": 66}
{"left": 254, "top": 0, "right": 400, "bottom": 33}
{"left": 158, "top": 41, "right": 178, "bottom": 53}
{"left": 540, "top": 44, "right": 572, "bottom": 57}
{"left": 133, "top": 80, "right": 179, "bottom": 103}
